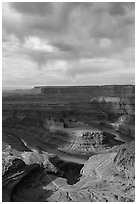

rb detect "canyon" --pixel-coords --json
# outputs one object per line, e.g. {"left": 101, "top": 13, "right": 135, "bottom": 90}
{"left": 2, "top": 85, "right": 135, "bottom": 202}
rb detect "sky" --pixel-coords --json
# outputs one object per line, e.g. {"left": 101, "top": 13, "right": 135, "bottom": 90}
{"left": 2, "top": 2, "right": 135, "bottom": 89}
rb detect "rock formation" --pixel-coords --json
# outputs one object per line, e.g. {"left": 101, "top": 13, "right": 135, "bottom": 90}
{"left": 40, "top": 85, "right": 135, "bottom": 100}
{"left": 2, "top": 85, "right": 135, "bottom": 202}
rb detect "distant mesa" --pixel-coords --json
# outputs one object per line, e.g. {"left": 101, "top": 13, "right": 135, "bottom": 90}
{"left": 32, "top": 85, "right": 135, "bottom": 101}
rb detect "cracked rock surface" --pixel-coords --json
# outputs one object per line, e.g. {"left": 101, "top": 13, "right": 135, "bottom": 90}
{"left": 2, "top": 142, "right": 135, "bottom": 202}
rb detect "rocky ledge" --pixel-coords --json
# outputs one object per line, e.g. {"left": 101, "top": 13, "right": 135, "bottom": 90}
{"left": 2, "top": 141, "right": 135, "bottom": 202}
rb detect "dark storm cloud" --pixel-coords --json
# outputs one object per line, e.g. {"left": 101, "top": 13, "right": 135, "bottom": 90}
{"left": 109, "top": 2, "right": 128, "bottom": 16}
{"left": 109, "top": 2, "right": 134, "bottom": 16}
{"left": 4, "top": 2, "right": 134, "bottom": 40}
{"left": 10, "top": 2, "right": 53, "bottom": 16}
{"left": 5, "top": 2, "right": 80, "bottom": 38}
{"left": 2, "top": 2, "right": 135, "bottom": 88}
{"left": 3, "top": 2, "right": 134, "bottom": 46}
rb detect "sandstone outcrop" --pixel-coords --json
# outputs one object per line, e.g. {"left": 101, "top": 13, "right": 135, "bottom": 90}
{"left": 114, "top": 141, "right": 135, "bottom": 173}
{"left": 47, "top": 142, "right": 135, "bottom": 202}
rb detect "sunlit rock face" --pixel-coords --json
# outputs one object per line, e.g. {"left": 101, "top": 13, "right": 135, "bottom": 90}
{"left": 2, "top": 142, "right": 16, "bottom": 175}
{"left": 114, "top": 141, "right": 135, "bottom": 174}
{"left": 78, "top": 131, "right": 103, "bottom": 153}
{"left": 21, "top": 150, "right": 48, "bottom": 165}
{"left": 2, "top": 142, "right": 23, "bottom": 175}
{"left": 21, "top": 150, "right": 58, "bottom": 173}
{"left": 56, "top": 129, "right": 105, "bottom": 154}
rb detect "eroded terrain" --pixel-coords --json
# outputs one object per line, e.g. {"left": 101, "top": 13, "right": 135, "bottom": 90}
{"left": 2, "top": 85, "right": 135, "bottom": 202}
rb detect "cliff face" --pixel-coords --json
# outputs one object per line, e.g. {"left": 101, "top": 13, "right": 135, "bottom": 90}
{"left": 90, "top": 96, "right": 135, "bottom": 140}
{"left": 39, "top": 85, "right": 135, "bottom": 101}
{"left": 90, "top": 97, "right": 134, "bottom": 115}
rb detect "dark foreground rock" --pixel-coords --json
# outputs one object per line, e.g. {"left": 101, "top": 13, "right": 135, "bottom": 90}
{"left": 2, "top": 159, "right": 42, "bottom": 201}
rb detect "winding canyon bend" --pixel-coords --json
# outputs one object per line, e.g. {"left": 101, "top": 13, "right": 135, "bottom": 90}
{"left": 2, "top": 85, "right": 135, "bottom": 202}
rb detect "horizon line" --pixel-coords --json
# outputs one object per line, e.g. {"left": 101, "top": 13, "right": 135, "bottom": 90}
{"left": 2, "top": 84, "right": 135, "bottom": 91}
